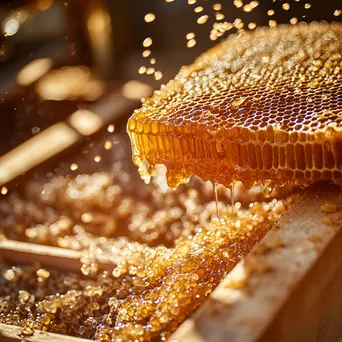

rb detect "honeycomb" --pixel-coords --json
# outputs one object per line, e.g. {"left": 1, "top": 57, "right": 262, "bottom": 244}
{"left": 127, "top": 22, "right": 342, "bottom": 189}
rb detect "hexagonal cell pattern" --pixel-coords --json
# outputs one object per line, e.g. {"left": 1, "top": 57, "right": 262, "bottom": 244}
{"left": 128, "top": 22, "right": 342, "bottom": 189}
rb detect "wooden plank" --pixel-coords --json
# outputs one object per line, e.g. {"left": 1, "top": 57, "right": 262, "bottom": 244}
{"left": 0, "top": 323, "right": 88, "bottom": 342}
{"left": 170, "top": 183, "right": 342, "bottom": 342}
{"left": 0, "top": 240, "right": 116, "bottom": 273}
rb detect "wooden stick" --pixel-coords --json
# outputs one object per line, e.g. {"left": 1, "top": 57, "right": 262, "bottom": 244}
{"left": 0, "top": 240, "right": 115, "bottom": 273}
{"left": 170, "top": 183, "right": 342, "bottom": 342}
{"left": 0, "top": 323, "right": 88, "bottom": 342}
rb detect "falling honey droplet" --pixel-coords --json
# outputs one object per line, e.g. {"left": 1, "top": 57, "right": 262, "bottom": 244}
{"left": 197, "top": 15, "right": 208, "bottom": 25}
{"left": 188, "top": 0, "right": 196, "bottom": 4}
{"left": 248, "top": 22, "right": 257, "bottom": 30}
{"left": 250, "top": 1, "right": 259, "bottom": 8}
{"left": 290, "top": 17, "right": 298, "bottom": 25}
{"left": 282, "top": 3, "right": 290, "bottom": 10}
{"left": 216, "top": 13, "right": 225, "bottom": 20}
{"left": 70, "top": 163, "right": 78, "bottom": 171}
{"left": 146, "top": 67, "right": 155, "bottom": 75}
{"left": 143, "top": 37, "right": 153, "bottom": 48}
{"left": 186, "top": 32, "right": 195, "bottom": 40}
{"left": 233, "top": 0, "right": 243, "bottom": 8}
{"left": 334, "top": 9, "right": 341, "bottom": 16}
{"left": 150, "top": 58, "right": 156, "bottom": 65}
{"left": 267, "top": 9, "right": 275, "bottom": 16}
{"left": 213, "top": 3, "right": 222, "bottom": 11}
{"left": 231, "top": 182, "right": 236, "bottom": 217}
{"left": 94, "top": 155, "right": 101, "bottom": 163}
{"left": 154, "top": 71, "right": 163, "bottom": 80}
{"left": 144, "top": 13, "right": 156, "bottom": 23}
{"left": 1, "top": 186, "right": 8, "bottom": 195}
{"left": 187, "top": 39, "right": 197, "bottom": 48}
{"left": 243, "top": 4, "right": 253, "bottom": 12}
{"left": 213, "top": 182, "right": 220, "bottom": 219}
{"left": 194, "top": 6, "right": 203, "bottom": 13}
{"left": 142, "top": 50, "right": 151, "bottom": 58}
{"left": 107, "top": 124, "right": 115, "bottom": 133}
{"left": 262, "top": 181, "right": 274, "bottom": 198}
{"left": 138, "top": 66, "right": 147, "bottom": 74}
{"left": 269, "top": 20, "right": 277, "bottom": 28}
{"left": 104, "top": 141, "right": 112, "bottom": 150}
{"left": 304, "top": 3, "right": 311, "bottom": 9}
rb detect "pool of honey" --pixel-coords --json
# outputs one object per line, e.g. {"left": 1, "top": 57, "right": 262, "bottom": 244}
{"left": 0, "top": 127, "right": 298, "bottom": 341}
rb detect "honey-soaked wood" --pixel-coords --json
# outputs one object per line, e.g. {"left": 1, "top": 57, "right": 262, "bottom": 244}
{"left": 171, "top": 182, "right": 342, "bottom": 342}
{"left": 127, "top": 23, "right": 342, "bottom": 189}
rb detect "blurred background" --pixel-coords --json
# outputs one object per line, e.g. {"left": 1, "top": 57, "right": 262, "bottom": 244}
{"left": 0, "top": 0, "right": 340, "bottom": 157}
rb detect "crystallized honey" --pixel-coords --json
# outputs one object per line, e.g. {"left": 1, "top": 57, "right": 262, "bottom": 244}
{"left": 128, "top": 22, "right": 342, "bottom": 189}
{"left": 0, "top": 133, "right": 299, "bottom": 340}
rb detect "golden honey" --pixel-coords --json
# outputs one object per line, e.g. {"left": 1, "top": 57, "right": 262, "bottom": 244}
{"left": 128, "top": 23, "right": 342, "bottom": 189}
{"left": 0, "top": 148, "right": 299, "bottom": 340}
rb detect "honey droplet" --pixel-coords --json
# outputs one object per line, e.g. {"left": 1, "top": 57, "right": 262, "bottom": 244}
{"left": 267, "top": 9, "right": 275, "bottom": 16}
{"left": 142, "top": 50, "right": 151, "bottom": 58}
{"left": 188, "top": 0, "right": 196, "bottom": 4}
{"left": 146, "top": 67, "right": 155, "bottom": 75}
{"left": 187, "top": 39, "right": 197, "bottom": 48}
{"left": 1, "top": 186, "right": 8, "bottom": 195}
{"left": 107, "top": 124, "right": 115, "bottom": 133}
{"left": 154, "top": 71, "right": 163, "bottom": 81}
{"left": 194, "top": 6, "right": 203, "bottom": 13}
{"left": 143, "top": 37, "right": 153, "bottom": 48}
{"left": 304, "top": 3, "right": 311, "bottom": 9}
{"left": 197, "top": 15, "right": 208, "bottom": 25}
{"left": 94, "top": 155, "right": 101, "bottom": 163}
{"left": 268, "top": 20, "right": 277, "bottom": 27}
{"left": 248, "top": 22, "right": 257, "bottom": 30}
{"left": 282, "top": 3, "right": 290, "bottom": 10}
{"left": 290, "top": 17, "right": 298, "bottom": 25}
{"left": 186, "top": 32, "right": 195, "bottom": 40}
{"left": 144, "top": 13, "right": 156, "bottom": 23}
{"left": 138, "top": 66, "right": 147, "bottom": 74}
{"left": 233, "top": 0, "right": 243, "bottom": 8}
{"left": 150, "top": 58, "right": 156, "bottom": 65}
{"left": 70, "top": 163, "right": 78, "bottom": 171}
{"left": 213, "top": 3, "right": 222, "bottom": 11}
{"left": 334, "top": 9, "right": 341, "bottom": 16}
{"left": 104, "top": 141, "right": 112, "bottom": 150}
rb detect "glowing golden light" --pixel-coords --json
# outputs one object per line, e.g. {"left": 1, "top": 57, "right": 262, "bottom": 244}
{"left": 17, "top": 58, "right": 53, "bottom": 86}
{"left": 121, "top": 81, "right": 153, "bottom": 101}
{"left": 107, "top": 124, "right": 115, "bottom": 133}
{"left": 2, "top": 18, "right": 20, "bottom": 36}
{"left": 1, "top": 186, "right": 8, "bottom": 195}
{"left": 36, "top": 0, "right": 53, "bottom": 11}
{"left": 68, "top": 109, "right": 103, "bottom": 136}
{"left": 0, "top": 123, "right": 78, "bottom": 186}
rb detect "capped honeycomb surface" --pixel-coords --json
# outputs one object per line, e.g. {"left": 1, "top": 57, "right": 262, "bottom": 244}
{"left": 127, "top": 22, "right": 342, "bottom": 189}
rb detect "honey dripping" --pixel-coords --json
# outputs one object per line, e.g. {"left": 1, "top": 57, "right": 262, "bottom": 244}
{"left": 128, "top": 23, "right": 342, "bottom": 190}
{"left": 213, "top": 182, "right": 220, "bottom": 219}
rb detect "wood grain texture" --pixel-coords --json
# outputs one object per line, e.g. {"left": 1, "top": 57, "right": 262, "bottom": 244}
{"left": 0, "top": 323, "right": 89, "bottom": 342}
{"left": 170, "top": 183, "right": 342, "bottom": 342}
{"left": 0, "top": 240, "right": 115, "bottom": 273}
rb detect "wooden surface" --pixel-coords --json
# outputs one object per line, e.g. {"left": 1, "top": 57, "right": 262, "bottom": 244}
{"left": 0, "top": 240, "right": 116, "bottom": 273}
{"left": 0, "top": 323, "right": 88, "bottom": 342}
{"left": 170, "top": 183, "right": 342, "bottom": 342}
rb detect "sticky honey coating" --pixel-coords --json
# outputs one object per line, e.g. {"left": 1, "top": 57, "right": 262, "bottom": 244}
{"left": 127, "top": 22, "right": 342, "bottom": 189}
{"left": 0, "top": 133, "right": 299, "bottom": 340}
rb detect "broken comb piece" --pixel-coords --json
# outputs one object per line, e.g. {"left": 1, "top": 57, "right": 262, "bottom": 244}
{"left": 128, "top": 22, "right": 342, "bottom": 189}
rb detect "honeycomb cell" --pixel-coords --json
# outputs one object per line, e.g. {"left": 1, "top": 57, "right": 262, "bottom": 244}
{"left": 127, "top": 22, "right": 342, "bottom": 189}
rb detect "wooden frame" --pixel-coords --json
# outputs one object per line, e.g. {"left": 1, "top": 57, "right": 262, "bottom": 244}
{"left": 0, "top": 183, "right": 341, "bottom": 341}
